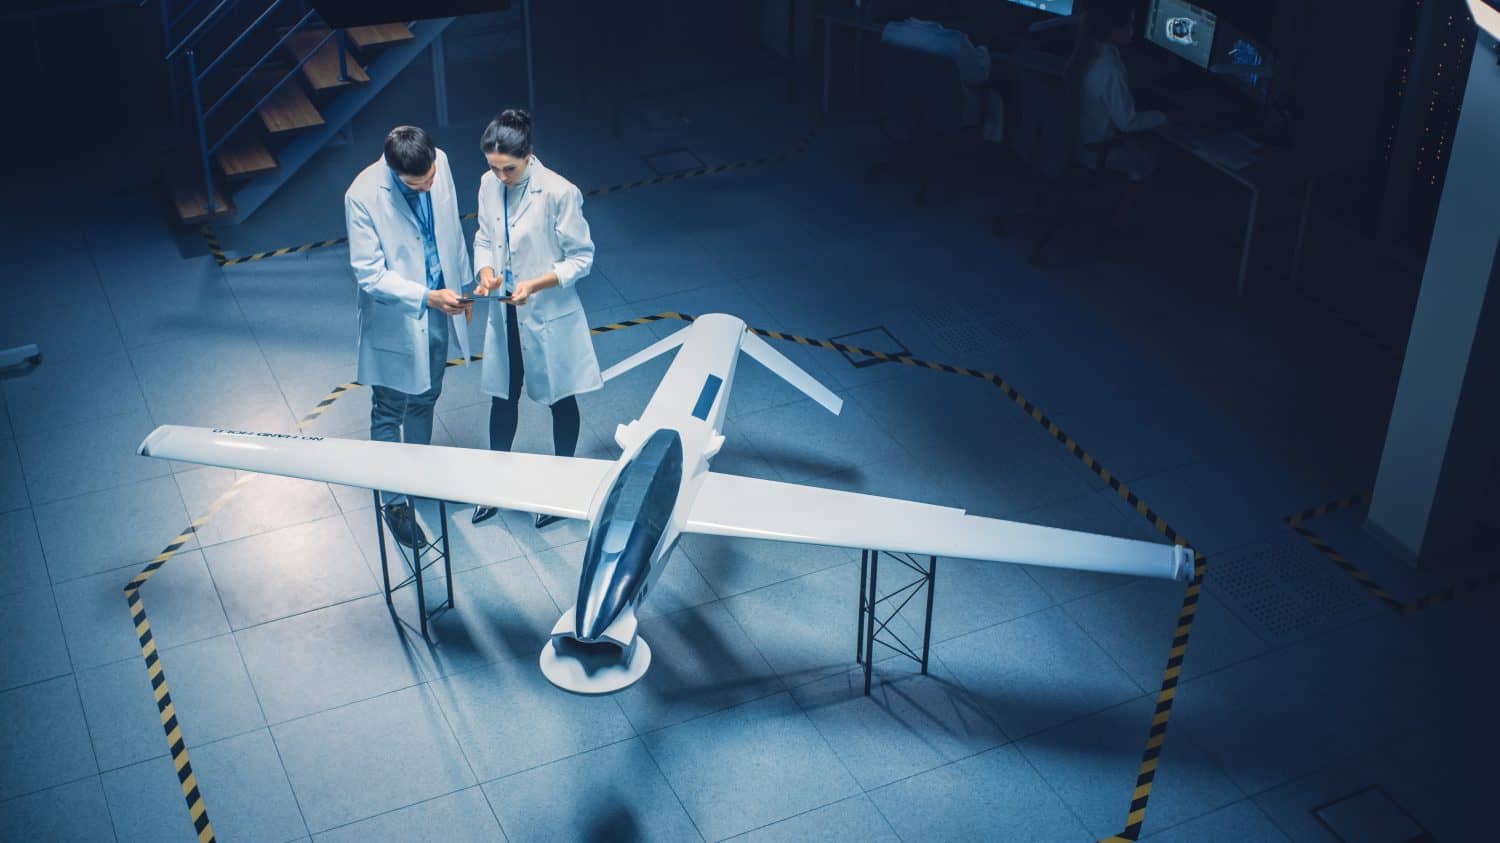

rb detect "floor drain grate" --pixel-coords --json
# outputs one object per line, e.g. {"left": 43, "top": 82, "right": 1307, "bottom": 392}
{"left": 643, "top": 148, "right": 705, "bottom": 176}
{"left": 1210, "top": 540, "right": 1372, "bottom": 640}
{"left": 829, "top": 325, "right": 911, "bottom": 369}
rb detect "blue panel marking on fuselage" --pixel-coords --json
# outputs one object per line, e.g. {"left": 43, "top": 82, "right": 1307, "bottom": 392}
{"left": 691, "top": 374, "right": 723, "bottom": 420}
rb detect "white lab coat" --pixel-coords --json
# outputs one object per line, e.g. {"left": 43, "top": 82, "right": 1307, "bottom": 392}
{"left": 1079, "top": 44, "right": 1166, "bottom": 145}
{"left": 473, "top": 156, "right": 602, "bottom": 405}
{"left": 344, "top": 149, "right": 472, "bottom": 395}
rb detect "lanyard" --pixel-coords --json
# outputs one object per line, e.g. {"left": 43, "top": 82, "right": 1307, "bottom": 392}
{"left": 501, "top": 183, "right": 514, "bottom": 287}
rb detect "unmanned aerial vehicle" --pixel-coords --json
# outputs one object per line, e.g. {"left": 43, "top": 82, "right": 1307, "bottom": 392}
{"left": 139, "top": 314, "right": 1193, "bottom": 693}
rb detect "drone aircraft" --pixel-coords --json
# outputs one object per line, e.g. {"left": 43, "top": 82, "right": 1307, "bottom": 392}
{"left": 139, "top": 314, "right": 1193, "bottom": 693}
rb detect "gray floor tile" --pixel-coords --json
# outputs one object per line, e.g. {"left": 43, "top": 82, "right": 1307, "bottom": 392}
{"left": 1250, "top": 749, "right": 1421, "bottom": 843}
{"left": 1170, "top": 650, "right": 1359, "bottom": 797}
{"left": 641, "top": 692, "right": 860, "bottom": 841}
{"left": 235, "top": 595, "right": 433, "bottom": 724}
{"left": 100, "top": 753, "right": 198, "bottom": 843}
{"left": 1, "top": 351, "right": 147, "bottom": 438}
{"left": 203, "top": 515, "right": 377, "bottom": 630}
{"left": 1018, "top": 695, "right": 1244, "bottom": 839}
{"left": 934, "top": 606, "right": 1142, "bottom": 740}
{"left": 77, "top": 634, "right": 268, "bottom": 775}
{"left": 527, "top": 538, "right": 716, "bottom": 621}
{"left": 739, "top": 398, "right": 911, "bottom": 487}
{"left": 34, "top": 474, "right": 196, "bottom": 584}
{"left": 429, "top": 657, "right": 636, "bottom": 782}
{"left": 314, "top": 787, "right": 504, "bottom": 843}
{"left": 791, "top": 658, "right": 1010, "bottom": 791}
{"left": 1141, "top": 800, "right": 1291, "bottom": 842}
{"left": 175, "top": 467, "right": 340, "bottom": 550}
{"left": 730, "top": 794, "right": 898, "bottom": 842}
{"left": 484, "top": 738, "right": 701, "bottom": 842}
{"left": 1063, "top": 578, "right": 1268, "bottom": 694}
{"left": 0, "top": 439, "right": 29, "bottom": 513}
{"left": 926, "top": 554, "right": 1056, "bottom": 645}
{"left": 613, "top": 600, "right": 786, "bottom": 734}
{"left": 0, "top": 508, "right": 47, "bottom": 596}
{"left": 725, "top": 562, "right": 917, "bottom": 689}
{"left": 190, "top": 729, "right": 309, "bottom": 843}
{"left": 54, "top": 550, "right": 229, "bottom": 670}
{"left": 272, "top": 684, "right": 476, "bottom": 833}
{"left": 0, "top": 775, "right": 116, "bottom": 843}
{"left": 0, "top": 586, "right": 72, "bottom": 690}
{"left": 388, "top": 556, "right": 564, "bottom": 678}
{"left": 0, "top": 676, "right": 98, "bottom": 801}
{"left": 16, "top": 411, "right": 173, "bottom": 505}
{"left": 869, "top": 743, "right": 1091, "bottom": 842}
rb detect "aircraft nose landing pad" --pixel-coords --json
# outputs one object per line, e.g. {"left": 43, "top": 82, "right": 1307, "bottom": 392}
{"left": 539, "top": 635, "right": 653, "bottom": 694}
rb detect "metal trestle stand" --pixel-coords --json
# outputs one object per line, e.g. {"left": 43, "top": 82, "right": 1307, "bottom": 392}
{"left": 856, "top": 549, "right": 937, "bottom": 695}
{"left": 372, "top": 492, "right": 454, "bottom": 637}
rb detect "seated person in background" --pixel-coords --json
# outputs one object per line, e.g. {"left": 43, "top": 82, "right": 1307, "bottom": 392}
{"left": 1066, "top": 0, "right": 1181, "bottom": 182}
{"left": 882, "top": 17, "right": 992, "bottom": 126}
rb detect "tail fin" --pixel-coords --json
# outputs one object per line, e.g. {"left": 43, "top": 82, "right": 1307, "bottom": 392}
{"left": 741, "top": 330, "right": 843, "bottom": 415}
{"left": 601, "top": 324, "right": 692, "bottom": 383}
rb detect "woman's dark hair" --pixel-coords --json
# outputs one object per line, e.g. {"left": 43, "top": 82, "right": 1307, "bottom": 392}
{"left": 383, "top": 125, "right": 436, "bottom": 176}
{"left": 1064, "top": 0, "right": 1136, "bottom": 87}
{"left": 480, "top": 109, "right": 533, "bottom": 159}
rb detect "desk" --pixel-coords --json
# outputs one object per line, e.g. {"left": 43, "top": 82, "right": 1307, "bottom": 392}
{"left": 1155, "top": 124, "right": 1315, "bottom": 296}
{"left": 994, "top": 46, "right": 1313, "bottom": 296}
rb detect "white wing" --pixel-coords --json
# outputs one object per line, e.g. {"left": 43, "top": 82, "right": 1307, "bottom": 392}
{"left": 685, "top": 472, "right": 1193, "bottom": 581}
{"left": 139, "top": 426, "right": 613, "bottom": 519}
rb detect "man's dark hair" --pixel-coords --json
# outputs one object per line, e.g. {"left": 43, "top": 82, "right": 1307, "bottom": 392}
{"left": 480, "top": 109, "right": 533, "bottom": 159}
{"left": 384, "top": 125, "right": 436, "bottom": 176}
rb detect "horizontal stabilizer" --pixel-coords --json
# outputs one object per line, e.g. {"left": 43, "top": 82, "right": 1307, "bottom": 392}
{"left": 741, "top": 329, "right": 842, "bottom": 415}
{"left": 601, "top": 324, "right": 691, "bottom": 383}
{"left": 686, "top": 471, "right": 1192, "bottom": 581}
{"left": 138, "top": 425, "right": 612, "bottom": 519}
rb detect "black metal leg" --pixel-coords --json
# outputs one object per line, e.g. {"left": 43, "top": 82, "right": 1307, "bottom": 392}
{"left": 439, "top": 500, "right": 454, "bottom": 609}
{"left": 856, "top": 549, "right": 869, "bottom": 664}
{"left": 413, "top": 527, "right": 428, "bottom": 638}
{"left": 864, "top": 550, "right": 878, "bottom": 696}
{"left": 921, "top": 556, "right": 937, "bottom": 674}
{"left": 374, "top": 491, "right": 391, "bottom": 605}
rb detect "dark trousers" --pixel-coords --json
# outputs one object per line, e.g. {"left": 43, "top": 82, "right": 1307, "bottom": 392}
{"left": 489, "top": 302, "right": 580, "bottom": 458}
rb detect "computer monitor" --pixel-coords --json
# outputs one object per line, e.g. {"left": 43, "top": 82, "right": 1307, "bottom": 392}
{"left": 1005, "top": 0, "right": 1074, "bottom": 16}
{"left": 1210, "top": 20, "right": 1272, "bottom": 106}
{"left": 1145, "top": 0, "right": 1217, "bottom": 68}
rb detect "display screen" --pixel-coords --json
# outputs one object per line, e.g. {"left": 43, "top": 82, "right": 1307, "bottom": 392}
{"left": 1006, "top": 0, "right": 1074, "bottom": 16}
{"left": 1211, "top": 20, "right": 1271, "bottom": 105}
{"left": 1145, "top": 0, "right": 1218, "bottom": 68}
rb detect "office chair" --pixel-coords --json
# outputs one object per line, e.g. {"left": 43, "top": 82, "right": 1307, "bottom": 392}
{"left": 991, "top": 69, "right": 1127, "bottom": 265}
{"left": 866, "top": 27, "right": 971, "bottom": 204}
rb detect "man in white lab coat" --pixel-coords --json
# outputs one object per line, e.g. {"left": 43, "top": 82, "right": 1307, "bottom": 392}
{"left": 344, "top": 125, "right": 472, "bottom": 548}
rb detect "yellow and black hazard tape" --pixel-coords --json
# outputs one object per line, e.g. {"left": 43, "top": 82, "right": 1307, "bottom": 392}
{"left": 736, "top": 320, "right": 1202, "bottom": 842}
{"left": 1285, "top": 491, "right": 1500, "bottom": 616}
{"left": 203, "top": 125, "right": 820, "bottom": 267}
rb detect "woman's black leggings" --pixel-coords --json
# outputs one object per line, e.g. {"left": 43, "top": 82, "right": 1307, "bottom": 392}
{"left": 488, "top": 301, "right": 580, "bottom": 458}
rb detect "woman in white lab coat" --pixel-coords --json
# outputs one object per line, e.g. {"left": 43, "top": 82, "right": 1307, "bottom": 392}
{"left": 469, "top": 109, "right": 603, "bottom": 526}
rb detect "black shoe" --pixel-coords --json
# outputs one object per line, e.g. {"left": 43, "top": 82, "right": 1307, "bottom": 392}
{"left": 382, "top": 502, "right": 427, "bottom": 550}
{"left": 534, "top": 513, "right": 561, "bottom": 529}
{"left": 472, "top": 505, "right": 498, "bottom": 525}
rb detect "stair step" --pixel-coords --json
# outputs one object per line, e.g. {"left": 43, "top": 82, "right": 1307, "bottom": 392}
{"left": 251, "top": 72, "right": 326, "bottom": 133}
{"left": 169, "top": 171, "right": 235, "bottom": 224}
{"left": 346, "top": 23, "right": 414, "bottom": 50}
{"left": 285, "top": 29, "right": 370, "bottom": 91}
{"left": 216, "top": 130, "right": 277, "bottom": 178}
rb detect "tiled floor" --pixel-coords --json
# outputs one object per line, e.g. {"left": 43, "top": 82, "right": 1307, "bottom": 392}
{"left": 1, "top": 14, "right": 1493, "bottom": 842}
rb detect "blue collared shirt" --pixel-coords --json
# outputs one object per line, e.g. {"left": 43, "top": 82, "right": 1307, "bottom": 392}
{"left": 393, "top": 172, "right": 445, "bottom": 302}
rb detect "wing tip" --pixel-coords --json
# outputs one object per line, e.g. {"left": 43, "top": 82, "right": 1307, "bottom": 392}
{"left": 137, "top": 426, "right": 168, "bottom": 458}
{"left": 1173, "top": 546, "right": 1196, "bottom": 582}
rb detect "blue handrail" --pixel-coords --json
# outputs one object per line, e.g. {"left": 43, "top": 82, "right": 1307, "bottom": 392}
{"left": 203, "top": 15, "right": 325, "bottom": 129}
{"left": 164, "top": 0, "right": 233, "bottom": 61}
{"left": 198, "top": 0, "right": 286, "bottom": 82}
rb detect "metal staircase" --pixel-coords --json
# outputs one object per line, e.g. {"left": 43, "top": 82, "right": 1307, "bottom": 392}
{"left": 159, "top": 0, "right": 454, "bottom": 223}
